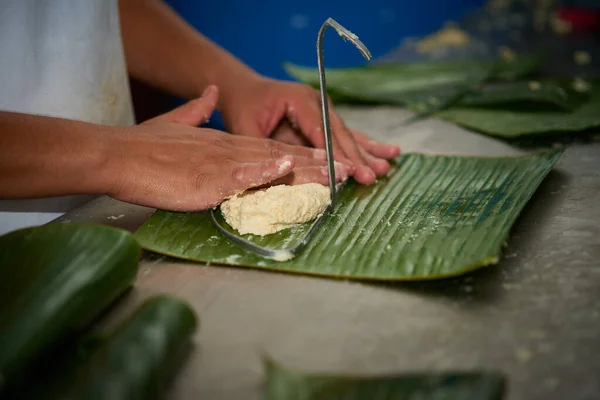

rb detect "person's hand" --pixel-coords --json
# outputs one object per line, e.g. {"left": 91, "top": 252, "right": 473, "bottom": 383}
{"left": 106, "top": 86, "right": 350, "bottom": 211}
{"left": 218, "top": 76, "right": 401, "bottom": 185}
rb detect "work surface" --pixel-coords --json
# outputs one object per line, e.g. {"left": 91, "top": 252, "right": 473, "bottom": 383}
{"left": 56, "top": 107, "right": 600, "bottom": 400}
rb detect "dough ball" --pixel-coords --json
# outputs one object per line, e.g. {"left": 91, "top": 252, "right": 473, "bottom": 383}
{"left": 220, "top": 183, "right": 331, "bottom": 236}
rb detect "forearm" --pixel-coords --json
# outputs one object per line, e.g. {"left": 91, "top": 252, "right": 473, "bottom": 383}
{"left": 0, "top": 112, "right": 115, "bottom": 199}
{"left": 118, "top": 0, "right": 258, "bottom": 105}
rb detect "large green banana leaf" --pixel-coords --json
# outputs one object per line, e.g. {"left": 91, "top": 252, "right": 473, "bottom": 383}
{"left": 135, "top": 150, "right": 562, "bottom": 281}
{"left": 264, "top": 359, "right": 505, "bottom": 400}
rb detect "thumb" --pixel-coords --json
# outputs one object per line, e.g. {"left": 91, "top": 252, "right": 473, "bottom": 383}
{"left": 150, "top": 85, "right": 219, "bottom": 126}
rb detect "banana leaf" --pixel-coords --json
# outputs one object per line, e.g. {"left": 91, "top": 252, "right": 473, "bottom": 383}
{"left": 437, "top": 81, "right": 600, "bottom": 137}
{"left": 135, "top": 150, "right": 562, "bottom": 281}
{"left": 264, "top": 359, "right": 505, "bottom": 400}
{"left": 284, "top": 54, "right": 540, "bottom": 97}
{"left": 286, "top": 62, "right": 584, "bottom": 112}
{"left": 0, "top": 223, "right": 140, "bottom": 391}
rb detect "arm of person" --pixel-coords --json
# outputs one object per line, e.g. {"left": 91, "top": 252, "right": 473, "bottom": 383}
{"left": 118, "top": 0, "right": 253, "bottom": 107}
{"left": 0, "top": 89, "right": 343, "bottom": 208}
{"left": 0, "top": 111, "right": 114, "bottom": 199}
{"left": 117, "top": 0, "right": 401, "bottom": 185}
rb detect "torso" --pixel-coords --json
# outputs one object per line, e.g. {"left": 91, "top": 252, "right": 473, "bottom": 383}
{"left": 0, "top": 0, "right": 135, "bottom": 235}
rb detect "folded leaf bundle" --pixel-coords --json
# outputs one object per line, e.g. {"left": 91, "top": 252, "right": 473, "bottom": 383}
{"left": 0, "top": 224, "right": 140, "bottom": 391}
{"left": 135, "top": 151, "right": 562, "bottom": 281}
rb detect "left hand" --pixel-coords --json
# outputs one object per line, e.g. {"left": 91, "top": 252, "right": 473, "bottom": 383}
{"left": 218, "top": 76, "right": 401, "bottom": 185}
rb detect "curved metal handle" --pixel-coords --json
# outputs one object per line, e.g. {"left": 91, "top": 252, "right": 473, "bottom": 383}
{"left": 316, "top": 18, "right": 372, "bottom": 205}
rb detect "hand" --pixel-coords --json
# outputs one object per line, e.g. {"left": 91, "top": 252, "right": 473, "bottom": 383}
{"left": 218, "top": 76, "right": 401, "bottom": 185}
{"left": 106, "top": 86, "right": 350, "bottom": 211}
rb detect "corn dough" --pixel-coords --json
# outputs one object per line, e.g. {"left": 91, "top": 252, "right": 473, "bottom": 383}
{"left": 220, "top": 183, "right": 331, "bottom": 236}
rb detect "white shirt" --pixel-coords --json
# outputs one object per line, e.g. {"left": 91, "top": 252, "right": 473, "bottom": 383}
{"left": 0, "top": 0, "right": 135, "bottom": 235}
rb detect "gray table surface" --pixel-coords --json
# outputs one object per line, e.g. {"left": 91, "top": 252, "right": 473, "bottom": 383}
{"left": 55, "top": 106, "right": 600, "bottom": 400}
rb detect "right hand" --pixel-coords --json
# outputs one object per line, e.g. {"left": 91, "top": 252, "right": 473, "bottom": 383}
{"left": 106, "top": 85, "right": 350, "bottom": 211}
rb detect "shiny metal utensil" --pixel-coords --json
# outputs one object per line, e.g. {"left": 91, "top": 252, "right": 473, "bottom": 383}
{"left": 210, "top": 17, "right": 372, "bottom": 261}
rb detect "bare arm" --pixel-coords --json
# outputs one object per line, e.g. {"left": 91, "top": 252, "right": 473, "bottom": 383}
{"left": 0, "top": 93, "right": 334, "bottom": 208}
{"left": 118, "top": 0, "right": 256, "bottom": 106}
{"left": 0, "top": 111, "right": 113, "bottom": 199}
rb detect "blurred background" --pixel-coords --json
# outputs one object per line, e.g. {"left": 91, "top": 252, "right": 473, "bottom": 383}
{"left": 131, "top": 0, "right": 599, "bottom": 124}
{"left": 164, "top": 0, "right": 487, "bottom": 80}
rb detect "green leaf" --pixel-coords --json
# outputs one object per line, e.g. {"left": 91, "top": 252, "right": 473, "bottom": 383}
{"left": 437, "top": 81, "right": 600, "bottom": 137}
{"left": 284, "top": 54, "right": 539, "bottom": 95}
{"left": 63, "top": 295, "right": 197, "bottom": 400}
{"left": 284, "top": 61, "right": 492, "bottom": 99}
{"left": 286, "top": 62, "right": 583, "bottom": 113}
{"left": 403, "top": 80, "right": 589, "bottom": 113}
{"left": 264, "top": 359, "right": 505, "bottom": 400}
{"left": 8, "top": 295, "right": 198, "bottom": 400}
{"left": 0, "top": 223, "right": 141, "bottom": 390}
{"left": 135, "top": 151, "right": 561, "bottom": 281}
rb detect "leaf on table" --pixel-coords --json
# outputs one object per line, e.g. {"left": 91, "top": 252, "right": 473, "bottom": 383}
{"left": 437, "top": 80, "right": 600, "bottom": 137}
{"left": 0, "top": 223, "right": 140, "bottom": 391}
{"left": 135, "top": 151, "right": 562, "bottom": 281}
{"left": 264, "top": 359, "right": 506, "bottom": 400}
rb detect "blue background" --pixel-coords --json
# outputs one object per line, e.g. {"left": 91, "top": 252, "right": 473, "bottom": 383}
{"left": 166, "top": 0, "right": 487, "bottom": 80}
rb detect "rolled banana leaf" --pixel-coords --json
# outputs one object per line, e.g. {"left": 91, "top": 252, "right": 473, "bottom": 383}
{"left": 0, "top": 223, "right": 140, "bottom": 392}
{"left": 264, "top": 359, "right": 505, "bottom": 400}
{"left": 63, "top": 295, "right": 197, "bottom": 400}
{"left": 7, "top": 296, "right": 198, "bottom": 400}
{"left": 135, "top": 150, "right": 562, "bottom": 281}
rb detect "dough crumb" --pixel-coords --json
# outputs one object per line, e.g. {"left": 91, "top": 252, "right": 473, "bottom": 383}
{"left": 220, "top": 183, "right": 331, "bottom": 236}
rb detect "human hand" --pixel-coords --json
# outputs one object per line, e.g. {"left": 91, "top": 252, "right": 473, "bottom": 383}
{"left": 218, "top": 77, "right": 401, "bottom": 185}
{"left": 106, "top": 86, "right": 350, "bottom": 211}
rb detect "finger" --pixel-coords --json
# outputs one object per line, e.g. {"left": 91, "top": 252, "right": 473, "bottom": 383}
{"left": 271, "top": 119, "right": 312, "bottom": 146}
{"left": 351, "top": 129, "right": 401, "bottom": 159}
{"left": 286, "top": 96, "right": 355, "bottom": 169}
{"left": 328, "top": 109, "right": 377, "bottom": 185}
{"left": 150, "top": 85, "right": 219, "bottom": 126}
{"left": 226, "top": 135, "right": 329, "bottom": 162}
{"left": 358, "top": 145, "right": 391, "bottom": 176}
{"left": 225, "top": 155, "right": 296, "bottom": 195}
{"left": 261, "top": 161, "right": 350, "bottom": 187}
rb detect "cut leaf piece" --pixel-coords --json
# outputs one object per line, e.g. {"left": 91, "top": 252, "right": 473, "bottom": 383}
{"left": 264, "top": 359, "right": 505, "bottom": 400}
{"left": 135, "top": 151, "right": 562, "bottom": 281}
{"left": 0, "top": 224, "right": 141, "bottom": 390}
{"left": 437, "top": 81, "right": 600, "bottom": 137}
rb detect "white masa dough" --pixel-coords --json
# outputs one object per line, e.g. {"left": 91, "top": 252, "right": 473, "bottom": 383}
{"left": 220, "top": 183, "right": 331, "bottom": 236}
